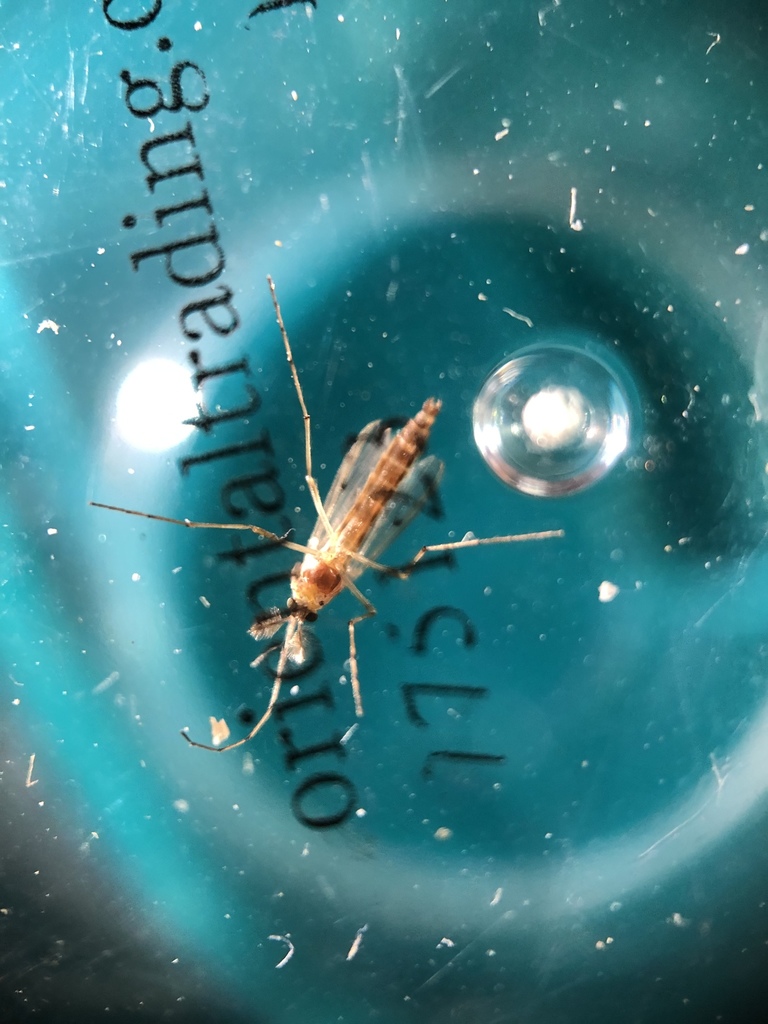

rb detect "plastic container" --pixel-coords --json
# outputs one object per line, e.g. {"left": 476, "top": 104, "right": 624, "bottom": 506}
{"left": 3, "top": 1, "right": 768, "bottom": 1020}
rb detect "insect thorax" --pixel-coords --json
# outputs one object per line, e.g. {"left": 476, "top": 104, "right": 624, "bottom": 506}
{"left": 290, "top": 554, "right": 344, "bottom": 614}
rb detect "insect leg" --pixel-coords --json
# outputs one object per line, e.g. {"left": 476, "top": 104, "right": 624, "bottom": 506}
{"left": 266, "top": 276, "right": 337, "bottom": 543}
{"left": 342, "top": 530, "right": 565, "bottom": 582}
{"left": 89, "top": 501, "right": 318, "bottom": 558}
{"left": 400, "top": 528, "right": 566, "bottom": 574}
{"left": 339, "top": 550, "right": 408, "bottom": 576}
{"left": 341, "top": 575, "right": 377, "bottom": 718}
{"left": 180, "top": 620, "right": 297, "bottom": 752}
{"left": 340, "top": 548, "right": 453, "bottom": 581}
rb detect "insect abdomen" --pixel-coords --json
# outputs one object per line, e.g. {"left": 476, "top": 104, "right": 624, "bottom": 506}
{"left": 336, "top": 398, "right": 441, "bottom": 554}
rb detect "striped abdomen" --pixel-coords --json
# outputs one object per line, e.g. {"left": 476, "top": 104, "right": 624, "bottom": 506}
{"left": 334, "top": 398, "right": 441, "bottom": 557}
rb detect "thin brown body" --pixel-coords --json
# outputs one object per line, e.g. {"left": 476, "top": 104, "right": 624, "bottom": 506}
{"left": 291, "top": 398, "right": 442, "bottom": 615}
{"left": 336, "top": 399, "right": 441, "bottom": 556}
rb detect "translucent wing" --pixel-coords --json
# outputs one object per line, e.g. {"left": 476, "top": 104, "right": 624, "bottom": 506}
{"left": 308, "top": 419, "right": 395, "bottom": 550}
{"left": 341, "top": 453, "right": 444, "bottom": 580}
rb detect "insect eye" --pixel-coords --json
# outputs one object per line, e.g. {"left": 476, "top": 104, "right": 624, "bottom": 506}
{"left": 305, "top": 611, "right": 318, "bottom": 623}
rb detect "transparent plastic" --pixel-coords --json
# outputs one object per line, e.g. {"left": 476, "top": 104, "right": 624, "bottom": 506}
{"left": 3, "top": 1, "right": 768, "bottom": 1022}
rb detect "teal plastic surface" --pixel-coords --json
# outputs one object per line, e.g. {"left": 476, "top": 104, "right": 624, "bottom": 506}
{"left": 3, "top": 1, "right": 768, "bottom": 1021}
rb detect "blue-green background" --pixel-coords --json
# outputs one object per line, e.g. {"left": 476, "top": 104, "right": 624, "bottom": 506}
{"left": 2, "top": 1, "right": 768, "bottom": 1021}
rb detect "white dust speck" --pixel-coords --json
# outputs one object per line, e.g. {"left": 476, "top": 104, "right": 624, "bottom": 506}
{"left": 667, "top": 911, "right": 689, "bottom": 928}
{"left": 569, "top": 187, "right": 583, "bottom": 231}
{"left": 340, "top": 723, "right": 359, "bottom": 745}
{"left": 92, "top": 670, "right": 120, "bottom": 695}
{"left": 502, "top": 307, "right": 534, "bottom": 328}
{"left": 598, "top": 580, "right": 620, "bottom": 603}
{"left": 269, "top": 934, "right": 295, "bottom": 969}
{"left": 346, "top": 924, "right": 368, "bottom": 961}
{"left": 37, "top": 319, "right": 60, "bottom": 334}
{"left": 538, "top": 0, "right": 562, "bottom": 27}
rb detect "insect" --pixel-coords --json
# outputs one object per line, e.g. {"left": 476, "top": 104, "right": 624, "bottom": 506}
{"left": 91, "top": 277, "right": 564, "bottom": 753}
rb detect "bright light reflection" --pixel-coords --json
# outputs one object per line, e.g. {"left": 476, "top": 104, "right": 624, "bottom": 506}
{"left": 520, "top": 385, "right": 588, "bottom": 451}
{"left": 115, "top": 359, "right": 198, "bottom": 452}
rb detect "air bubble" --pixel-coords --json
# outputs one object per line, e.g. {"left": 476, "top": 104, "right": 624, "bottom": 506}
{"left": 473, "top": 344, "right": 632, "bottom": 496}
